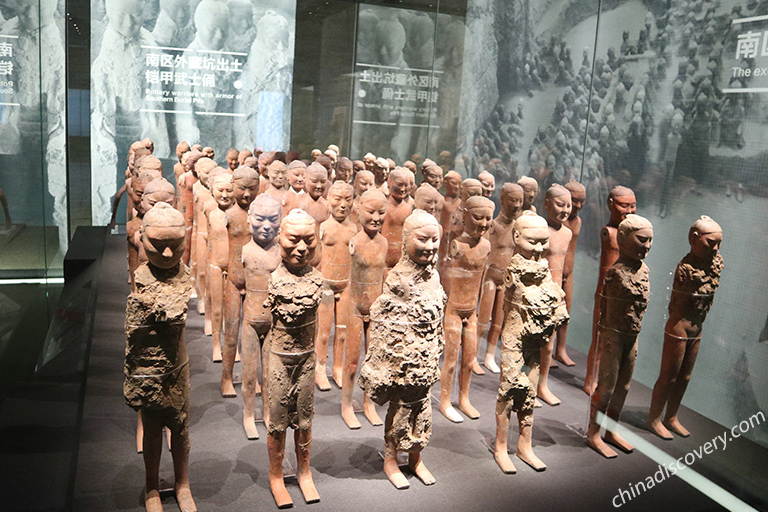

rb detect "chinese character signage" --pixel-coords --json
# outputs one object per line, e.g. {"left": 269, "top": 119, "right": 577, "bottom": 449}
{"left": 725, "top": 15, "right": 768, "bottom": 93}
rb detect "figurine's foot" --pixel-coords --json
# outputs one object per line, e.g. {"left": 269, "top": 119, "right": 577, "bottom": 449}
{"left": 297, "top": 471, "right": 320, "bottom": 504}
{"left": 363, "top": 401, "right": 383, "bottom": 426}
{"left": 212, "top": 344, "right": 222, "bottom": 363}
{"left": 646, "top": 418, "right": 673, "bottom": 440}
{"left": 586, "top": 436, "right": 617, "bottom": 458}
{"left": 136, "top": 428, "right": 143, "bottom": 454}
{"left": 483, "top": 356, "right": 500, "bottom": 374}
{"left": 439, "top": 405, "right": 464, "bottom": 423}
{"left": 145, "top": 489, "right": 163, "bottom": 512}
{"left": 517, "top": 450, "right": 546, "bottom": 471}
{"left": 582, "top": 380, "right": 597, "bottom": 396}
{"left": 235, "top": 348, "right": 241, "bottom": 363}
{"left": 342, "top": 405, "right": 361, "bottom": 429}
{"left": 549, "top": 360, "right": 559, "bottom": 369}
{"left": 665, "top": 417, "right": 690, "bottom": 437}
{"left": 197, "top": 301, "right": 205, "bottom": 315}
{"left": 175, "top": 485, "right": 197, "bottom": 512}
{"left": 457, "top": 400, "right": 480, "bottom": 420}
{"left": 190, "top": 289, "right": 197, "bottom": 300}
{"left": 165, "top": 427, "right": 172, "bottom": 450}
{"left": 409, "top": 457, "right": 435, "bottom": 485}
{"left": 221, "top": 379, "right": 236, "bottom": 398}
{"left": 243, "top": 416, "right": 259, "bottom": 440}
{"left": 270, "top": 477, "right": 293, "bottom": 509}
{"left": 384, "top": 459, "right": 409, "bottom": 489}
{"left": 472, "top": 359, "right": 485, "bottom": 375}
{"left": 553, "top": 351, "right": 576, "bottom": 367}
{"left": 314, "top": 371, "right": 331, "bottom": 391}
{"left": 604, "top": 431, "right": 634, "bottom": 454}
{"left": 331, "top": 367, "right": 343, "bottom": 389}
{"left": 494, "top": 449, "right": 517, "bottom": 474}
{"left": 204, "top": 318, "right": 212, "bottom": 336}
{"left": 537, "top": 387, "right": 561, "bottom": 406}
{"left": 534, "top": 398, "right": 542, "bottom": 408}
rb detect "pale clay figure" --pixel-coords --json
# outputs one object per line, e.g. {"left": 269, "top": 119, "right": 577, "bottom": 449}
{"left": 264, "top": 160, "right": 288, "bottom": 207}
{"left": 477, "top": 171, "right": 496, "bottom": 198}
{"left": 413, "top": 184, "right": 444, "bottom": 221}
{"left": 382, "top": 168, "right": 415, "bottom": 269}
{"left": 517, "top": 176, "right": 538, "bottom": 214}
{"left": 191, "top": 157, "right": 217, "bottom": 329}
{"left": 358, "top": 210, "right": 446, "bottom": 489}
{"left": 438, "top": 171, "right": 462, "bottom": 280}
{"left": 440, "top": 178, "right": 483, "bottom": 296}
{"left": 283, "top": 164, "right": 329, "bottom": 262}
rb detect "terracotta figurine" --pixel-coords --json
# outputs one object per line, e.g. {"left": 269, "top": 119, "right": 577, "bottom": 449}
{"left": 477, "top": 170, "right": 496, "bottom": 198}
{"left": 413, "top": 184, "right": 444, "bottom": 220}
{"left": 517, "top": 176, "right": 538, "bottom": 213}
{"left": 382, "top": 167, "right": 415, "bottom": 270}
{"left": 440, "top": 178, "right": 483, "bottom": 295}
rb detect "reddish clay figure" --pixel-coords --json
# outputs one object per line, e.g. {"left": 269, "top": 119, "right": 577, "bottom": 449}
{"left": 438, "top": 170, "right": 462, "bottom": 278}
{"left": 226, "top": 147, "right": 239, "bottom": 171}
{"left": 287, "top": 160, "right": 307, "bottom": 195}
{"left": 336, "top": 157, "right": 354, "bottom": 184}
{"left": 421, "top": 163, "right": 443, "bottom": 191}
{"left": 127, "top": 170, "right": 162, "bottom": 290}
{"left": 207, "top": 173, "right": 235, "bottom": 366}
{"left": 240, "top": 195, "right": 282, "bottom": 440}
{"left": 315, "top": 182, "right": 358, "bottom": 391}
{"left": 537, "top": 185, "right": 573, "bottom": 407}
{"left": 587, "top": 214, "right": 652, "bottom": 459}
{"left": 413, "top": 184, "right": 444, "bottom": 220}
{"left": 264, "top": 160, "right": 288, "bottom": 206}
{"left": 238, "top": 149, "right": 253, "bottom": 166}
{"left": 174, "top": 141, "right": 191, "bottom": 198}
{"left": 179, "top": 150, "right": 203, "bottom": 266}
{"left": 518, "top": 176, "right": 538, "bottom": 213}
{"left": 647, "top": 216, "right": 723, "bottom": 440}
{"left": 477, "top": 183, "right": 524, "bottom": 374}
{"left": 373, "top": 157, "right": 390, "bottom": 196}
{"left": 381, "top": 168, "right": 415, "bottom": 270}
{"left": 439, "top": 196, "right": 494, "bottom": 423}
{"left": 341, "top": 190, "right": 388, "bottom": 429}
{"left": 440, "top": 178, "right": 483, "bottom": 296}
{"left": 283, "top": 164, "right": 329, "bottom": 247}
{"left": 350, "top": 170, "right": 375, "bottom": 227}
{"left": 477, "top": 170, "right": 496, "bottom": 198}
{"left": 192, "top": 157, "right": 218, "bottom": 327}
{"left": 584, "top": 186, "right": 637, "bottom": 395}
{"left": 554, "top": 180, "right": 586, "bottom": 367}
{"left": 257, "top": 151, "right": 275, "bottom": 194}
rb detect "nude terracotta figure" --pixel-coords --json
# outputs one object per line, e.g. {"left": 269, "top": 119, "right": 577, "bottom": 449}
{"left": 439, "top": 196, "right": 494, "bottom": 423}
{"left": 517, "top": 176, "right": 538, "bottom": 213}
{"left": 350, "top": 170, "right": 375, "bottom": 227}
{"left": 192, "top": 157, "right": 218, "bottom": 327}
{"left": 123, "top": 203, "right": 195, "bottom": 512}
{"left": 179, "top": 150, "right": 202, "bottom": 266}
{"left": 440, "top": 178, "right": 483, "bottom": 296}
{"left": 477, "top": 171, "right": 496, "bottom": 198}
{"left": 283, "top": 165, "right": 329, "bottom": 247}
{"left": 342, "top": 190, "right": 388, "bottom": 429}
{"left": 264, "top": 209, "right": 324, "bottom": 508}
{"left": 226, "top": 148, "right": 239, "bottom": 172}
{"left": 264, "top": 160, "right": 288, "bottom": 206}
{"left": 238, "top": 149, "right": 253, "bottom": 167}
{"left": 127, "top": 171, "right": 162, "bottom": 290}
{"left": 438, "top": 171, "right": 462, "bottom": 276}
{"left": 477, "top": 183, "right": 524, "bottom": 375}
{"left": 587, "top": 214, "right": 652, "bottom": 459}
{"left": 315, "top": 182, "right": 358, "bottom": 391}
{"left": 421, "top": 164, "right": 443, "bottom": 191}
{"left": 647, "top": 216, "right": 723, "bottom": 440}
{"left": 373, "top": 157, "right": 390, "bottom": 196}
{"left": 584, "top": 186, "right": 637, "bottom": 395}
{"left": 382, "top": 168, "right": 415, "bottom": 270}
{"left": 538, "top": 185, "right": 573, "bottom": 406}
{"left": 207, "top": 173, "right": 235, "bottom": 366}
{"left": 554, "top": 180, "right": 586, "bottom": 367}
{"left": 221, "top": 167, "right": 261, "bottom": 401}
{"left": 258, "top": 152, "right": 275, "bottom": 194}
{"left": 241, "top": 195, "right": 282, "bottom": 440}
{"left": 287, "top": 160, "right": 307, "bottom": 196}
{"left": 336, "top": 157, "right": 354, "bottom": 184}
{"left": 174, "top": 141, "right": 191, "bottom": 199}
{"left": 363, "top": 152, "right": 376, "bottom": 173}
{"left": 413, "top": 184, "right": 444, "bottom": 220}
{"left": 358, "top": 209, "right": 446, "bottom": 489}
{"left": 494, "top": 211, "right": 568, "bottom": 474}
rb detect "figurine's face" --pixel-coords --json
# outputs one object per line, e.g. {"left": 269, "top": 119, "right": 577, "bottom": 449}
{"left": 569, "top": 189, "right": 586, "bottom": 218}
{"left": 478, "top": 176, "right": 495, "bottom": 198}
{"left": 106, "top": 0, "right": 143, "bottom": 40}
{"left": 142, "top": 224, "right": 185, "bottom": 269}
{"left": 462, "top": 184, "right": 483, "bottom": 202}
{"left": 268, "top": 165, "right": 287, "bottom": 188}
{"left": 415, "top": 193, "right": 442, "bottom": 219}
{"left": 691, "top": 229, "right": 722, "bottom": 260}
{"left": 405, "top": 223, "right": 440, "bottom": 266}
{"left": 227, "top": 153, "right": 238, "bottom": 171}
{"left": 444, "top": 175, "right": 461, "bottom": 196}
{"left": 620, "top": 227, "right": 653, "bottom": 260}
{"left": 514, "top": 225, "right": 550, "bottom": 261}
{"left": 288, "top": 167, "right": 305, "bottom": 191}
{"left": 501, "top": 189, "right": 524, "bottom": 219}
{"left": 234, "top": 177, "right": 259, "bottom": 209}
{"left": 197, "top": 12, "right": 227, "bottom": 50}
{"left": 373, "top": 163, "right": 387, "bottom": 182}
{"left": 305, "top": 171, "right": 327, "bottom": 200}
{"left": 328, "top": 187, "right": 354, "bottom": 222}
{"left": 521, "top": 183, "right": 538, "bottom": 208}
{"left": 545, "top": 193, "right": 572, "bottom": 224}
{"left": 336, "top": 163, "right": 353, "bottom": 183}
{"left": 354, "top": 174, "right": 374, "bottom": 196}
{"left": 198, "top": 166, "right": 211, "bottom": 188}
{"left": 389, "top": 174, "right": 411, "bottom": 201}
{"left": 423, "top": 167, "right": 443, "bottom": 190}
{"left": 609, "top": 193, "right": 637, "bottom": 220}
{"left": 464, "top": 206, "right": 494, "bottom": 238}
{"left": 212, "top": 178, "right": 234, "bottom": 209}
{"left": 140, "top": 190, "right": 176, "bottom": 216}
{"left": 359, "top": 197, "right": 387, "bottom": 234}
{"left": 250, "top": 203, "right": 281, "bottom": 247}
{"left": 130, "top": 181, "right": 147, "bottom": 212}
{"left": 279, "top": 218, "right": 318, "bottom": 269}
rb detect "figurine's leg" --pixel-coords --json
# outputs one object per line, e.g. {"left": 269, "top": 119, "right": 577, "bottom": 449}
{"left": 516, "top": 410, "right": 546, "bottom": 471}
{"left": 267, "top": 431, "right": 293, "bottom": 508}
{"left": 647, "top": 330, "right": 687, "bottom": 440}
{"left": 203, "top": 258, "right": 213, "bottom": 337}
{"left": 475, "top": 278, "right": 496, "bottom": 375}
{"left": 586, "top": 336, "right": 618, "bottom": 458}
{"left": 136, "top": 410, "right": 144, "bottom": 453}
{"left": 183, "top": 225, "right": 192, "bottom": 266}
{"left": 170, "top": 427, "right": 195, "bottom": 512}
{"left": 331, "top": 288, "right": 350, "bottom": 388}
{"left": 190, "top": 226, "right": 198, "bottom": 300}
{"left": 583, "top": 292, "right": 602, "bottom": 395}
{"left": 408, "top": 450, "right": 435, "bottom": 485}
{"left": 493, "top": 400, "right": 516, "bottom": 474}
{"left": 361, "top": 322, "right": 383, "bottom": 426}
{"left": 457, "top": 313, "right": 480, "bottom": 419}
{"left": 439, "top": 309, "right": 463, "bottom": 423}
{"left": 140, "top": 411, "right": 164, "bottom": 512}
{"left": 196, "top": 234, "right": 207, "bottom": 317}
{"left": 221, "top": 281, "right": 240, "bottom": 397}
{"left": 241, "top": 321, "right": 261, "bottom": 440}
{"left": 314, "top": 289, "right": 333, "bottom": 391}
{"left": 342, "top": 313, "right": 363, "bottom": 429}
{"left": 208, "top": 265, "right": 224, "bottom": 364}
{"left": 483, "top": 287, "right": 504, "bottom": 374}
{"left": 261, "top": 333, "right": 271, "bottom": 427}
{"left": 383, "top": 403, "right": 409, "bottom": 489}
{"left": 295, "top": 429, "right": 320, "bottom": 503}
{"left": 554, "top": 273, "right": 576, "bottom": 366}
{"left": 664, "top": 337, "right": 700, "bottom": 438}
{"left": 537, "top": 332, "right": 561, "bottom": 406}
{"left": 603, "top": 336, "right": 637, "bottom": 454}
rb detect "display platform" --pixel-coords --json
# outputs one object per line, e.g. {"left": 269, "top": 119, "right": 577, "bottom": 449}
{"left": 72, "top": 234, "right": 768, "bottom": 512}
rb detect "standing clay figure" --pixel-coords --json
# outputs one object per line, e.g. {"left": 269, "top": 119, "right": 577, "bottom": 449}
{"left": 413, "top": 184, "right": 444, "bottom": 220}
{"left": 439, "top": 196, "right": 494, "bottom": 422}
{"left": 494, "top": 211, "right": 568, "bottom": 474}
{"left": 207, "top": 173, "right": 236, "bottom": 366}
{"left": 240, "top": 195, "right": 282, "bottom": 439}
{"left": 554, "top": 180, "right": 586, "bottom": 367}
{"left": 587, "top": 214, "right": 653, "bottom": 458}
{"left": 537, "top": 185, "right": 573, "bottom": 406}
{"left": 284, "top": 164, "right": 329, "bottom": 237}
{"left": 127, "top": 171, "right": 162, "bottom": 290}
{"left": 179, "top": 150, "right": 202, "bottom": 266}
{"left": 221, "top": 167, "right": 261, "bottom": 400}
{"left": 477, "top": 183, "right": 525, "bottom": 374}
{"left": 350, "top": 170, "right": 375, "bottom": 227}
{"left": 438, "top": 171, "right": 462, "bottom": 275}
{"left": 382, "top": 168, "right": 415, "bottom": 270}
{"left": 264, "top": 161, "right": 288, "bottom": 206}
{"left": 226, "top": 148, "right": 240, "bottom": 172}
{"left": 358, "top": 210, "right": 446, "bottom": 489}
{"left": 342, "top": 190, "right": 389, "bottom": 429}
{"left": 647, "top": 216, "right": 723, "bottom": 439}
{"left": 373, "top": 157, "right": 390, "bottom": 196}
{"left": 315, "top": 182, "right": 358, "bottom": 391}
{"left": 518, "top": 176, "right": 538, "bottom": 213}
{"left": 174, "top": 142, "right": 191, "bottom": 196}
{"left": 421, "top": 164, "right": 443, "bottom": 191}
{"left": 584, "top": 186, "right": 637, "bottom": 395}
{"left": 264, "top": 209, "right": 324, "bottom": 508}
{"left": 440, "top": 178, "right": 483, "bottom": 295}
{"left": 192, "top": 157, "right": 218, "bottom": 328}
{"left": 287, "top": 160, "right": 307, "bottom": 196}
{"left": 477, "top": 171, "right": 496, "bottom": 198}
{"left": 336, "top": 157, "right": 354, "bottom": 184}
{"left": 123, "top": 203, "right": 195, "bottom": 512}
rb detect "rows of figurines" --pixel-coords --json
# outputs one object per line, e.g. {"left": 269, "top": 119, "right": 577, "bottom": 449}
{"left": 121, "top": 139, "right": 724, "bottom": 511}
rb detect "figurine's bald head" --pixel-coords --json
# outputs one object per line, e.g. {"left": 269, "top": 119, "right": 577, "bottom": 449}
{"left": 608, "top": 186, "right": 637, "bottom": 224}
{"left": 564, "top": 179, "right": 586, "bottom": 218}
{"left": 500, "top": 183, "right": 524, "bottom": 220}
{"left": 477, "top": 171, "right": 495, "bottom": 198}
{"left": 461, "top": 178, "right": 483, "bottom": 202}
{"left": 689, "top": 215, "right": 722, "bottom": 260}
{"left": 402, "top": 209, "right": 441, "bottom": 266}
{"left": 141, "top": 177, "right": 177, "bottom": 214}
{"left": 354, "top": 170, "right": 375, "bottom": 197}
{"left": 279, "top": 209, "right": 319, "bottom": 270}
{"left": 249, "top": 194, "right": 282, "bottom": 246}
{"left": 136, "top": 155, "right": 163, "bottom": 175}
{"left": 388, "top": 167, "right": 414, "bottom": 200}
{"left": 617, "top": 214, "right": 653, "bottom": 260}
{"left": 414, "top": 184, "right": 444, "bottom": 219}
